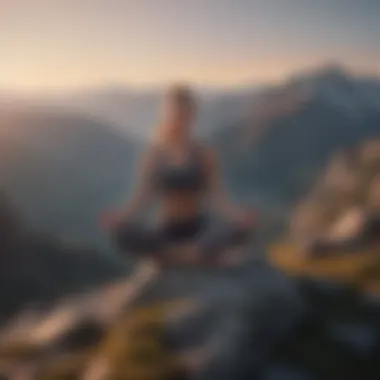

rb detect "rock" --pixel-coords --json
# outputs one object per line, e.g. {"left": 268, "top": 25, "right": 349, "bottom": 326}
{"left": 290, "top": 137, "right": 380, "bottom": 246}
{"left": 304, "top": 278, "right": 348, "bottom": 297}
{"left": 0, "top": 254, "right": 304, "bottom": 380}
{"left": 152, "top": 260, "right": 304, "bottom": 379}
{"left": 263, "top": 365, "right": 313, "bottom": 380}
{"left": 328, "top": 322, "right": 378, "bottom": 357}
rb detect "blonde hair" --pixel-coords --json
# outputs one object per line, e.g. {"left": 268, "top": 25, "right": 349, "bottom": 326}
{"left": 154, "top": 84, "right": 195, "bottom": 145}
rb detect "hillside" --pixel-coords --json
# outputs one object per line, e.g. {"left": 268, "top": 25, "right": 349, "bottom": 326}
{"left": 212, "top": 65, "right": 380, "bottom": 203}
{"left": 0, "top": 105, "right": 140, "bottom": 246}
{"left": 0, "top": 194, "right": 125, "bottom": 320}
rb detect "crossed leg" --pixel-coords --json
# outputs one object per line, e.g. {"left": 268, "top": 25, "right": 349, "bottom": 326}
{"left": 112, "top": 220, "right": 251, "bottom": 267}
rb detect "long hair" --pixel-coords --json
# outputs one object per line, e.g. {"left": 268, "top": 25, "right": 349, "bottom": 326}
{"left": 153, "top": 84, "right": 195, "bottom": 145}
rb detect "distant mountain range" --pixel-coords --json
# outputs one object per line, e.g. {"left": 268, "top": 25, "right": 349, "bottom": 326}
{"left": 1, "top": 64, "right": 380, "bottom": 244}
{"left": 36, "top": 66, "right": 380, "bottom": 204}
{"left": 13, "top": 85, "right": 260, "bottom": 140}
{"left": 212, "top": 65, "right": 380, "bottom": 204}
{"left": 1, "top": 66, "right": 380, "bottom": 380}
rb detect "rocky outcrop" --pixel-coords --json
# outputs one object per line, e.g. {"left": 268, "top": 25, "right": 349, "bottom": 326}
{"left": 290, "top": 138, "right": 380, "bottom": 244}
{"left": 268, "top": 277, "right": 380, "bottom": 380}
{"left": 0, "top": 195, "right": 304, "bottom": 379}
{"left": 1, "top": 195, "right": 379, "bottom": 379}
{"left": 0, "top": 256, "right": 305, "bottom": 380}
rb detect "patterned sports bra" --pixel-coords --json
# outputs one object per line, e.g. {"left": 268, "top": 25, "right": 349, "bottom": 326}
{"left": 153, "top": 144, "right": 206, "bottom": 193}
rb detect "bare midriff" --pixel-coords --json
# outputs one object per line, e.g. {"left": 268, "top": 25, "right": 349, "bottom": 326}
{"left": 158, "top": 190, "right": 204, "bottom": 223}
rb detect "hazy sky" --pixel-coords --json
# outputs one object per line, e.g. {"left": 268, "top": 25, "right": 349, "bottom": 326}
{"left": 0, "top": 0, "right": 379, "bottom": 91}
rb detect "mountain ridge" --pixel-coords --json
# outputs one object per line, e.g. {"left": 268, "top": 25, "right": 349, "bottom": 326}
{"left": 211, "top": 64, "right": 380, "bottom": 204}
{"left": 0, "top": 105, "right": 140, "bottom": 246}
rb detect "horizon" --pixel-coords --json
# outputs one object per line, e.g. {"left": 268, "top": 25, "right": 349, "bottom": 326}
{"left": 2, "top": 62, "right": 380, "bottom": 97}
{"left": 1, "top": 0, "right": 379, "bottom": 92}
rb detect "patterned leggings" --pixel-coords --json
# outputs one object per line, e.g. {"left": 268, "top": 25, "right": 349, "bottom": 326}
{"left": 112, "top": 215, "right": 250, "bottom": 258}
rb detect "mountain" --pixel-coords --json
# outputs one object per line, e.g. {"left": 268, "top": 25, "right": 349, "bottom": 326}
{"left": 290, "top": 137, "right": 380, "bottom": 243}
{"left": 212, "top": 65, "right": 380, "bottom": 204}
{"left": 50, "top": 86, "right": 160, "bottom": 139}
{"left": 35, "top": 85, "right": 259, "bottom": 140}
{"left": 3, "top": 64, "right": 380, "bottom": 243}
{"left": 0, "top": 104, "right": 140, "bottom": 246}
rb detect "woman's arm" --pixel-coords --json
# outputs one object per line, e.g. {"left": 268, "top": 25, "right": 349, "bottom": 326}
{"left": 102, "top": 147, "right": 157, "bottom": 229}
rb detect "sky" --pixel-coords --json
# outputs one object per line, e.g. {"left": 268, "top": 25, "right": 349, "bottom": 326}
{"left": 0, "top": 0, "right": 379, "bottom": 91}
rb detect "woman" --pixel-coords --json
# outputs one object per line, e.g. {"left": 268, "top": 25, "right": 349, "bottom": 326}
{"left": 103, "top": 83, "right": 309, "bottom": 266}
{"left": 102, "top": 84, "right": 253, "bottom": 266}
